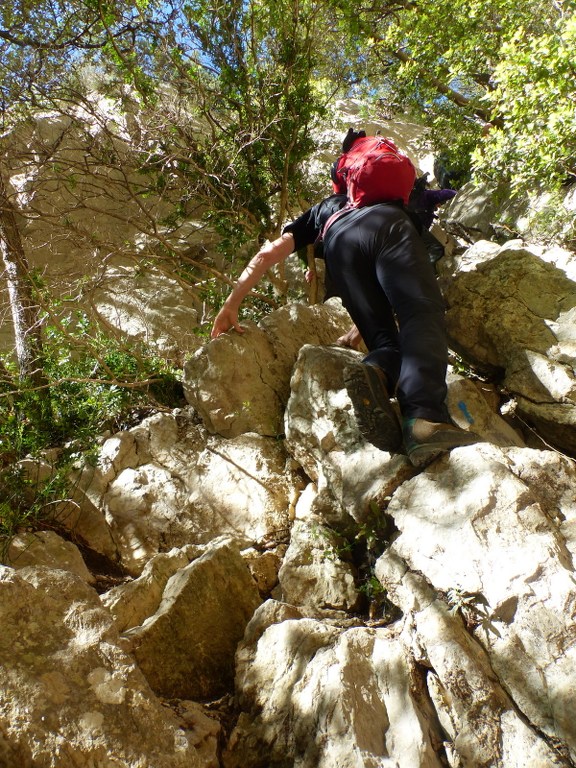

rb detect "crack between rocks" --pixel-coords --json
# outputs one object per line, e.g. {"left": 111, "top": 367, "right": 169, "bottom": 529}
{"left": 457, "top": 597, "right": 576, "bottom": 767}
{"left": 206, "top": 446, "right": 272, "bottom": 490}
{"left": 495, "top": 674, "right": 576, "bottom": 767}
{"left": 401, "top": 560, "right": 575, "bottom": 767}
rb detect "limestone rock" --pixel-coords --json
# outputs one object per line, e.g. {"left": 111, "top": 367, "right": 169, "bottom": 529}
{"left": 242, "top": 548, "right": 285, "bottom": 597}
{"left": 78, "top": 411, "right": 301, "bottom": 574}
{"left": 224, "top": 600, "right": 444, "bottom": 768}
{"left": 101, "top": 545, "right": 203, "bottom": 631}
{"left": 126, "top": 538, "right": 262, "bottom": 700}
{"left": 14, "top": 458, "right": 120, "bottom": 565}
{"left": 175, "top": 701, "right": 222, "bottom": 768}
{"left": 445, "top": 180, "right": 576, "bottom": 251}
{"left": 438, "top": 240, "right": 576, "bottom": 453}
{"left": 5, "top": 531, "right": 94, "bottom": 585}
{"left": 183, "top": 301, "right": 353, "bottom": 437}
{"left": 445, "top": 371, "right": 525, "bottom": 448}
{"left": 376, "top": 442, "right": 576, "bottom": 765}
{"left": 0, "top": 565, "right": 200, "bottom": 768}
{"left": 92, "top": 264, "right": 202, "bottom": 359}
{"left": 376, "top": 558, "right": 567, "bottom": 768}
{"left": 277, "top": 518, "right": 360, "bottom": 615}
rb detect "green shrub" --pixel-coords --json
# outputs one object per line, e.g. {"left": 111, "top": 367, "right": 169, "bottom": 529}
{"left": 0, "top": 310, "right": 184, "bottom": 554}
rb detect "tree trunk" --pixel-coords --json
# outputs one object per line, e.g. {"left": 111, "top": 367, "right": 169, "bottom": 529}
{"left": 0, "top": 170, "right": 47, "bottom": 387}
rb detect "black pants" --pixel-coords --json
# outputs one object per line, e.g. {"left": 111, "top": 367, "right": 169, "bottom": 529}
{"left": 324, "top": 204, "right": 449, "bottom": 422}
{"left": 421, "top": 227, "right": 446, "bottom": 264}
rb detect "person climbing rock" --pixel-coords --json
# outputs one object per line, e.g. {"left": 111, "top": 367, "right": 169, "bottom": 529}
{"left": 211, "top": 131, "right": 479, "bottom": 467}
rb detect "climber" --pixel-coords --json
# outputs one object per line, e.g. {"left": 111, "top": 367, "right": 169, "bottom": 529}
{"left": 336, "top": 177, "right": 456, "bottom": 349}
{"left": 211, "top": 132, "right": 479, "bottom": 467}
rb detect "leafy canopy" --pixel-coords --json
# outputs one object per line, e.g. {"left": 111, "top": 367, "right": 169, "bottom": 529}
{"left": 329, "top": 0, "right": 575, "bottom": 195}
{"left": 473, "top": 14, "right": 576, "bottom": 191}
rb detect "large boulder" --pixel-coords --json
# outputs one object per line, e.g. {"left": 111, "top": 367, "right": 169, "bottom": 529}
{"left": 77, "top": 411, "right": 302, "bottom": 574}
{"left": 224, "top": 600, "right": 443, "bottom": 768}
{"left": 125, "top": 538, "right": 262, "bottom": 700}
{"left": 183, "top": 300, "right": 353, "bottom": 437}
{"left": 438, "top": 239, "right": 576, "bottom": 454}
{"left": 0, "top": 566, "right": 200, "bottom": 768}
{"left": 376, "top": 442, "right": 576, "bottom": 765}
{"left": 284, "top": 343, "right": 523, "bottom": 528}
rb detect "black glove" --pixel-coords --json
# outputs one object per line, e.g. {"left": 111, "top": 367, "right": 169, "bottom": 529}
{"left": 342, "top": 128, "right": 366, "bottom": 153}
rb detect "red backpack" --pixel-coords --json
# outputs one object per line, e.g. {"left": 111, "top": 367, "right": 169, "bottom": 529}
{"left": 331, "top": 135, "right": 416, "bottom": 207}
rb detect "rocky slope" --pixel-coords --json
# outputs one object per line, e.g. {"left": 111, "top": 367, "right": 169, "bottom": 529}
{"left": 2, "top": 102, "right": 576, "bottom": 767}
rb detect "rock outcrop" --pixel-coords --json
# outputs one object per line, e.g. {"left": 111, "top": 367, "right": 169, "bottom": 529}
{"left": 2, "top": 104, "right": 576, "bottom": 767}
{"left": 4, "top": 235, "right": 576, "bottom": 764}
{"left": 0, "top": 566, "right": 202, "bottom": 768}
{"left": 438, "top": 238, "right": 576, "bottom": 454}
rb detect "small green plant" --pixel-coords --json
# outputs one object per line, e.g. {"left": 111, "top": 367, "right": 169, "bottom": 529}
{"left": 358, "top": 573, "right": 386, "bottom": 601}
{"left": 311, "top": 524, "right": 354, "bottom": 563}
{"left": 0, "top": 458, "right": 76, "bottom": 563}
{"left": 355, "top": 500, "right": 395, "bottom": 564}
{"left": 445, "top": 587, "right": 502, "bottom": 638}
{"left": 0, "top": 310, "right": 183, "bottom": 461}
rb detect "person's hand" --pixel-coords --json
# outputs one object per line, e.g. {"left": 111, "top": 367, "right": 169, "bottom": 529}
{"left": 336, "top": 324, "right": 364, "bottom": 351}
{"left": 211, "top": 305, "right": 244, "bottom": 339}
{"left": 305, "top": 268, "right": 314, "bottom": 284}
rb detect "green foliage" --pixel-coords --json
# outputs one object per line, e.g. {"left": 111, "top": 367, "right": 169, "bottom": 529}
{"left": 0, "top": 460, "right": 75, "bottom": 562}
{"left": 0, "top": 308, "right": 182, "bottom": 555}
{"left": 4, "top": 0, "right": 575, "bottom": 240}
{"left": 445, "top": 587, "right": 502, "bottom": 638}
{"left": 107, "top": 0, "right": 331, "bottom": 251}
{"left": 358, "top": 573, "right": 386, "bottom": 601}
{"left": 473, "top": 15, "right": 576, "bottom": 194}
{"left": 0, "top": 310, "right": 183, "bottom": 463}
{"left": 327, "top": 0, "right": 573, "bottom": 201}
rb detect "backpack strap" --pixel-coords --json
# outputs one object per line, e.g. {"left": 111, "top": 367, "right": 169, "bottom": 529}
{"left": 319, "top": 198, "right": 410, "bottom": 242}
{"left": 319, "top": 202, "right": 353, "bottom": 241}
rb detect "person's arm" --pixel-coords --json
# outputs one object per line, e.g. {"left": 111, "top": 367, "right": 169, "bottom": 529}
{"left": 424, "top": 189, "right": 457, "bottom": 207}
{"left": 211, "top": 232, "right": 296, "bottom": 339}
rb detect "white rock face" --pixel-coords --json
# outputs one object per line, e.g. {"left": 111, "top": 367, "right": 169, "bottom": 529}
{"left": 3, "top": 104, "right": 576, "bottom": 768}
{"left": 0, "top": 566, "right": 201, "bottom": 768}
{"left": 75, "top": 411, "right": 303, "bottom": 574}
{"left": 183, "top": 301, "right": 353, "bottom": 437}
{"left": 438, "top": 239, "right": 576, "bottom": 453}
{"left": 1, "top": 105, "right": 208, "bottom": 355}
{"left": 225, "top": 602, "right": 443, "bottom": 768}
{"left": 376, "top": 443, "right": 576, "bottom": 766}
{"left": 125, "top": 538, "right": 262, "bottom": 700}
{"left": 92, "top": 264, "right": 202, "bottom": 359}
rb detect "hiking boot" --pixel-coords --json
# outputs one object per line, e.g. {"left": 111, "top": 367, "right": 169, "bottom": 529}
{"left": 344, "top": 363, "right": 402, "bottom": 453}
{"left": 403, "top": 417, "right": 481, "bottom": 468}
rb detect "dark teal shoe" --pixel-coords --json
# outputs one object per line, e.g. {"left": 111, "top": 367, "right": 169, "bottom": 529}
{"left": 403, "top": 417, "right": 481, "bottom": 468}
{"left": 344, "top": 363, "right": 402, "bottom": 453}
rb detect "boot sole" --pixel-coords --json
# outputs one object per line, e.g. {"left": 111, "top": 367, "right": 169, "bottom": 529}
{"left": 344, "top": 364, "right": 402, "bottom": 453}
{"left": 406, "top": 429, "right": 480, "bottom": 468}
